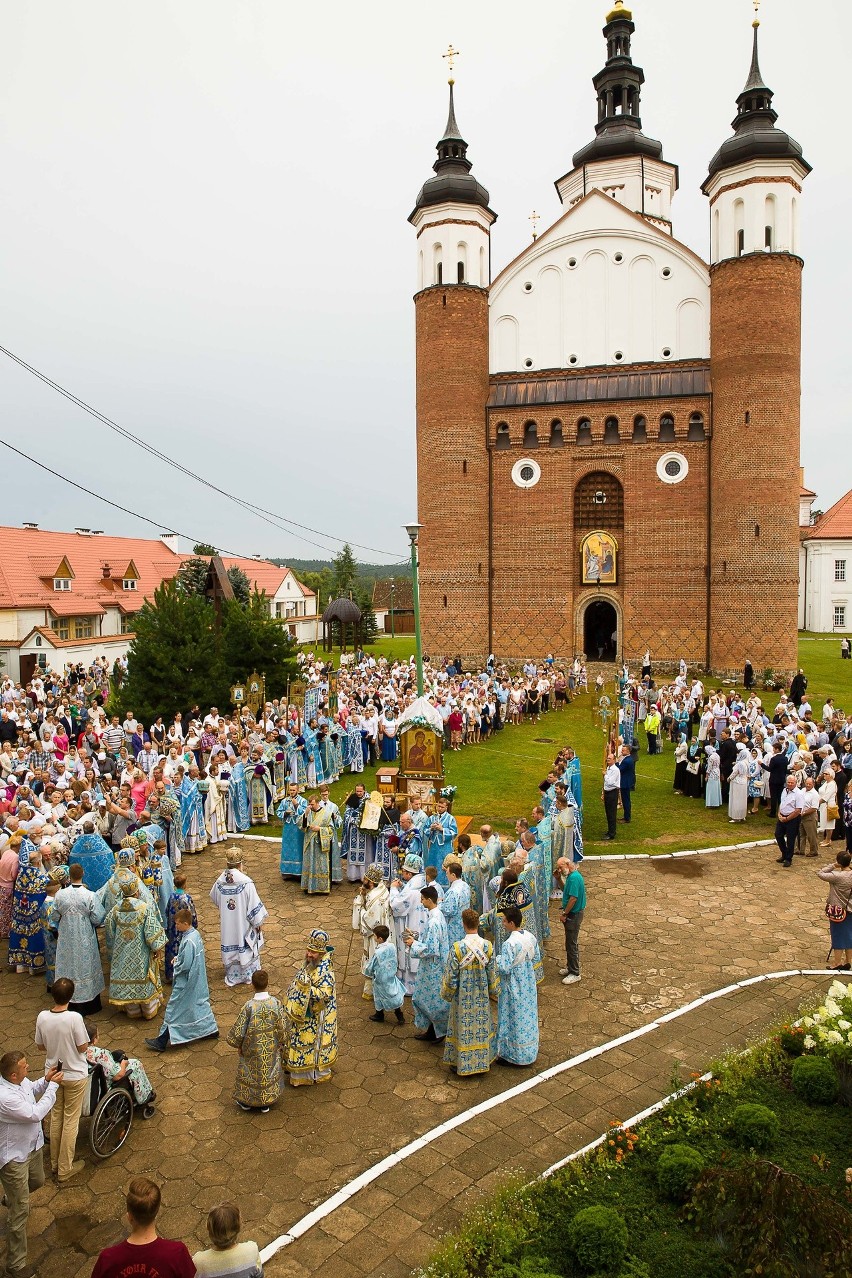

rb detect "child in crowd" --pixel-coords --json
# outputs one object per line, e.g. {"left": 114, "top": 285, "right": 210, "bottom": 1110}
{"left": 364, "top": 926, "right": 406, "bottom": 1026}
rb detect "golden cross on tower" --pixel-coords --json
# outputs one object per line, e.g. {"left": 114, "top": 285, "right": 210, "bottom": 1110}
{"left": 529, "top": 210, "right": 541, "bottom": 242}
{"left": 753, "top": 0, "right": 761, "bottom": 26}
{"left": 443, "top": 43, "right": 460, "bottom": 82}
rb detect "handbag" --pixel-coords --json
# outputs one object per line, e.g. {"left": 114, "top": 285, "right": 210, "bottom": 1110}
{"left": 826, "top": 887, "right": 852, "bottom": 924}
{"left": 686, "top": 761, "right": 700, "bottom": 775}
{"left": 827, "top": 803, "right": 840, "bottom": 822}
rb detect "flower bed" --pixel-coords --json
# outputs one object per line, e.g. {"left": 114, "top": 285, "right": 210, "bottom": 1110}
{"left": 417, "top": 989, "right": 852, "bottom": 1278}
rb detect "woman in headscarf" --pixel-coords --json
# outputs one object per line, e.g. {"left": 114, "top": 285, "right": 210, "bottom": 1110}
{"left": 704, "top": 746, "right": 722, "bottom": 809}
{"left": 747, "top": 746, "right": 765, "bottom": 815}
{"left": 728, "top": 744, "right": 750, "bottom": 822}
{"left": 673, "top": 734, "right": 689, "bottom": 794}
{"left": 8, "top": 838, "right": 50, "bottom": 974}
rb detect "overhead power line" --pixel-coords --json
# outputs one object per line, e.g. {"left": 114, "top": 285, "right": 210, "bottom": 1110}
{"left": 0, "top": 437, "right": 252, "bottom": 557}
{"left": 0, "top": 343, "right": 405, "bottom": 561}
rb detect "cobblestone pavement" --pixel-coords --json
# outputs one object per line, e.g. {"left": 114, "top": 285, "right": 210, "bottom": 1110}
{"left": 1, "top": 837, "right": 834, "bottom": 1277}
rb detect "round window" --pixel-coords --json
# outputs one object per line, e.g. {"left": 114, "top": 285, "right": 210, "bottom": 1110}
{"left": 568, "top": 257, "right": 578, "bottom": 269}
{"left": 656, "top": 451, "right": 689, "bottom": 485}
{"left": 511, "top": 457, "right": 542, "bottom": 489}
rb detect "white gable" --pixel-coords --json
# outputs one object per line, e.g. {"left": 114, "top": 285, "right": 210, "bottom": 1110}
{"left": 489, "top": 190, "right": 710, "bottom": 374}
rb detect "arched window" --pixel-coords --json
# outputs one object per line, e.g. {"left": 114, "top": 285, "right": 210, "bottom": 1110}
{"left": 457, "top": 261, "right": 465, "bottom": 283}
{"left": 576, "top": 417, "right": 592, "bottom": 446}
{"left": 574, "top": 471, "right": 625, "bottom": 532}
{"left": 659, "top": 414, "right": 676, "bottom": 442}
{"left": 632, "top": 415, "right": 647, "bottom": 442}
{"left": 549, "top": 420, "right": 564, "bottom": 448}
{"left": 456, "top": 242, "right": 468, "bottom": 283}
{"left": 523, "top": 421, "right": 538, "bottom": 448}
{"left": 687, "top": 412, "right": 706, "bottom": 441}
{"left": 495, "top": 423, "right": 510, "bottom": 450}
{"left": 603, "top": 416, "right": 620, "bottom": 443}
{"left": 433, "top": 242, "right": 443, "bottom": 286}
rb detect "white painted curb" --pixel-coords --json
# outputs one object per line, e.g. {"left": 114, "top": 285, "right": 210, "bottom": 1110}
{"left": 258, "top": 967, "right": 836, "bottom": 1265}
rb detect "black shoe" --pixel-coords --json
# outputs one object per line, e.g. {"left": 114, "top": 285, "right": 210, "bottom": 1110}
{"left": 602, "top": 833, "right": 615, "bottom": 841}
{"left": 781, "top": 861, "right": 792, "bottom": 868}
{"left": 369, "top": 1011, "right": 385, "bottom": 1023}
{"left": 144, "top": 1038, "right": 166, "bottom": 1053}
{"left": 414, "top": 1027, "right": 437, "bottom": 1042}
{"left": 775, "top": 856, "right": 786, "bottom": 864}
{"left": 394, "top": 1008, "right": 405, "bottom": 1024}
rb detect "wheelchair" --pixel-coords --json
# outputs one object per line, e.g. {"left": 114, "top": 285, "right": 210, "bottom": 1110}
{"left": 81, "top": 1063, "right": 155, "bottom": 1159}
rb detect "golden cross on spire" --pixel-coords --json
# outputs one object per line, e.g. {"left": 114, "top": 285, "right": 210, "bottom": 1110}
{"left": 529, "top": 209, "right": 541, "bottom": 241}
{"left": 753, "top": 0, "right": 761, "bottom": 26}
{"left": 443, "top": 43, "right": 460, "bottom": 83}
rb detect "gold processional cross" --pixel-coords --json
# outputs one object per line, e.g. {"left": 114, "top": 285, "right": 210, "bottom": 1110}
{"left": 443, "top": 43, "right": 460, "bottom": 81}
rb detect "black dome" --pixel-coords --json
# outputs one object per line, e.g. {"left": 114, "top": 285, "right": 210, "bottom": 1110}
{"left": 409, "top": 83, "right": 494, "bottom": 222}
{"left": 705, "top": 25, "right": 810, "bottom": 185}
{"left": 322, "top": 598, "right": 361, "bottom": 624}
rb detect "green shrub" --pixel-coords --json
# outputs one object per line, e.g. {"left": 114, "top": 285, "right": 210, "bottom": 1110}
{"left": 727, "top": 1102, "right": 780, "bottom": 1151}
{"left": 567, "top": 1206, "right": 628, "bottom": 1274}
{"left": 656, "top": 1143, "right": 705, "bottom": 1201}
{"left": 791, "top": 1055, "right": 840, "bottom": 1105}
{"left": 778, "top": 1024, "right": 807, "bottom": 1056}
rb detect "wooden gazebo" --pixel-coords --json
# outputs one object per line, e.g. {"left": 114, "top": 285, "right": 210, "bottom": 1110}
{"left": 322, "top": 597, "right": 363, "bottom": 652}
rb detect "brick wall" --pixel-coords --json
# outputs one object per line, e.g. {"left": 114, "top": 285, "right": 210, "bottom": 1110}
{"left": 488, "top": 397, "right": 711, "bottom": 664}
{"left": 708, "top": 253, "right": 803, "bottom": 679}
{"left": 415, "top": 284, "right": 491, "bottom": 659}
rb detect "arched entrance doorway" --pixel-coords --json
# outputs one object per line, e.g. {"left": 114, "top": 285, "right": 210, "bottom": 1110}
{"left": 583, "top": 600, "right": 618, "bottom": 661}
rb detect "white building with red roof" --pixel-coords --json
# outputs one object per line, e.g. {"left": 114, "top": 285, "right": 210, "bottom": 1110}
{"left": 0, "top": 525, "right": 317, "bottom": 682}
{"left": 799, "top": 480, "right": 852, "bottom": 634}
{"left": 214, "top": 556, "right": 317, "bottom": 641}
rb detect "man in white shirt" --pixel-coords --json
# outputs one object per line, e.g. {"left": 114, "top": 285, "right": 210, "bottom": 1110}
{"left": 0, "top": 1050, "right": 61, "bottom": 1277}
{"left": 602, "top": 753, "right": 622, "bottom": 841}
{"left": 775, "top": 775, "right": 804, "bottom": 868}
{"left": 33, "top": 978, "right": 90, "bottom": 1183}
{"left": 797, "top": 777, "right": 821, "bottom": 858}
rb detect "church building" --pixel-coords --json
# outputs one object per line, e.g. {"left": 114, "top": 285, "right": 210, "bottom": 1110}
{"left": 410, "top": 2, "right": 810, "bottom": 675}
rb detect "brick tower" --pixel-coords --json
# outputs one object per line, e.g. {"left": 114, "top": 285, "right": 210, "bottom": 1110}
{"left": 409, "top": 80, "right": 496, "bottom": 660}
{"left": 704, "top": 15, "right": 811, "bottom": 677}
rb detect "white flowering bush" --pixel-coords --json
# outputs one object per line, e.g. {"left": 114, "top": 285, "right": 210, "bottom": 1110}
{"left": 795, "top": 981, "right": 852, "bottom": 1066}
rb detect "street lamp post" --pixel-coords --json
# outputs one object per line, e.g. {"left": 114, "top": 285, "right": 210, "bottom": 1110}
{"left": 389, "top": 577, "right": 396, "bottom": 639}
{"left": 405, "top": 524, "right": 424, "bottom": 696}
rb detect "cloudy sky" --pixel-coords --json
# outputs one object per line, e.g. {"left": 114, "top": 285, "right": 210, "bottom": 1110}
{"left": 0, "top": 0, "right": 842, "bottom": 561}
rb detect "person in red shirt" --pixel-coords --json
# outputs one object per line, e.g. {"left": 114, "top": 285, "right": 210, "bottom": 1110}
{"left": 447, "top": 709, "right": 463, "bottom": 752}
{"left": 91, "top": 1177, "right": 195, "bottom": 1278}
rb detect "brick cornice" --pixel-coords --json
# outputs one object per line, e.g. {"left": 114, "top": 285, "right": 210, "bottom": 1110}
{"left": 415, "top": 218, "right": 490, "bottom": 239}
{"left": 709, "top": 174, "right": 802, "bottom": 207}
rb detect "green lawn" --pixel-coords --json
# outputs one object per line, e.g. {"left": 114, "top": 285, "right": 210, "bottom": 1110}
{"left": 260, "top": 637, "right": 852, "bottom": 855}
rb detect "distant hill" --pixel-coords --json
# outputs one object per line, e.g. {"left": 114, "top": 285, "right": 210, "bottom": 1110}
{"left": 271, "top": 559, "right": 410, "bottom": 581}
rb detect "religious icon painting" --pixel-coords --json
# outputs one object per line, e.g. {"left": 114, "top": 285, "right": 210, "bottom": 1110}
{"left": 580, "top": 531, "right": 618, "bottom": 585}
{"left": 399, "top": 727, "right": 443, "bottom": 779}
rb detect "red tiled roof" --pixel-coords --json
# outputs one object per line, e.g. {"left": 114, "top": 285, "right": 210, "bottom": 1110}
{"left": 186, "top": 556, "right": 315, "bottom": 599}
{"left": 800, "top": 486, "right": 817, "bottom": 498}
{"left": 807, "top": 489, "right": 852, "bottom": 540}
{"left": 0, "top": 526, "right": 183, "bottom": 613}
{"left": 20, "top": 626, "right": 134, "bottom": 650}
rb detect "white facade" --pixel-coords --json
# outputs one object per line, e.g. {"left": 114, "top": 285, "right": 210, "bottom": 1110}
{"left": 268, "top": 572, "right": 318, "bottom": 643}
{"left": 411, "top": 201, "right": 493, "bottom": 291}
{"left": 704, "top": 158, "right": 808, "bottom": 264}
{"left": 799, "top": 539, "right": 852, "bottom": 633}
{"left": 489, "top": 190, "right": 709, "bottom": 374}
{"left": 555, "top": 155, "right": 679, "bottom": 232}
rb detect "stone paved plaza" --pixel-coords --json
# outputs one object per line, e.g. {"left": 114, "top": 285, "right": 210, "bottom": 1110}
{"left": 1, "top": 836, "right": 833, "bottom": 1277}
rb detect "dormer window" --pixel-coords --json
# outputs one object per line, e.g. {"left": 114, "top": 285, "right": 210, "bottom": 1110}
{"left": 122, "top": 579, "right": 137, "bottom": 591}
{"left": 53, "top": 578, "right": 71, "bottom": 592}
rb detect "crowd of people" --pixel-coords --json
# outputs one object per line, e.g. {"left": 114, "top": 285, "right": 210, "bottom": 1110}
{"left": 0, "top": 646, "right": 850, "bottom": 1274}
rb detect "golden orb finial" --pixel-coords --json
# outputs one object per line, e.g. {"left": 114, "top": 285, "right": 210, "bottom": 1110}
{"left": 753, "top": 0, "right": 761, "bottom": 27}
{"left": 606, "top": 0, "right": 633, "bottom": 21}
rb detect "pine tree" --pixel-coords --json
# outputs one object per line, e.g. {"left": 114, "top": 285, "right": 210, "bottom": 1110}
{"left": 192, "top": 543, "right": 217, "bottom": 556}
{"left": 221, "top": 591, "right": 298, "bottom": 699}
{"left": 226, "top": 566, "right": 251, "bottom": 607}
{"left": 118, "top": 580, "right": 220, "bottom": 722}
{"left": 176, "top": 557, "right": 209, "bottom": 597}
{"left": 332, "top": 543, "right": 358, "bottom": 599}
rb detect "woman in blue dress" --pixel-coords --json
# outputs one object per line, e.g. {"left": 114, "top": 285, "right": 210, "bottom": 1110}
{"left": 277, "top": 784, "right": 307, "bottom": 878}
{"left": 226, "top": 755, "right": 251, "bottom": 833}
